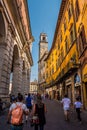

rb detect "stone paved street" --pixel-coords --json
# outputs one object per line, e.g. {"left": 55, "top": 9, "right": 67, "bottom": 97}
{"left": 0, "top": 99, "right": 87, "bottom": 130}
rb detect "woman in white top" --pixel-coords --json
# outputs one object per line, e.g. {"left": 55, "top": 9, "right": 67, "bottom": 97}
{"left": 61, "top": 94, "right": 71, "bottom": 121}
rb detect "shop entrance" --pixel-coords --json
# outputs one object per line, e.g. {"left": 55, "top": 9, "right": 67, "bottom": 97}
{"left": 67, "top": 85, "right": 72, "bottom": 101}
{"left": 84, "top": 83, "right": 87, "bottom": 109}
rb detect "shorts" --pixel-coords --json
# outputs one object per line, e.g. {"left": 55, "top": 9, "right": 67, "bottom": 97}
{"left": 64, "top": 107, "right": 69, "bottom": 111}
{"left": 64, "top": 107, "right": 69, "bottom": 115}
{"left": 10, "top": 124, "right": 23, "bottom": 130}
{"left": 27, "top": 106, "right": 32, "bottom": 111}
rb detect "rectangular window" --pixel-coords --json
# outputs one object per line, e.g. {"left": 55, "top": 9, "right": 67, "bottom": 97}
{"left": 64, "top": 18, "right": 67, "bottom": 32}
{"left": 68, "top": 5, "right": 72, "bottom": 21}
{"left": 60, "top": 33, "right": 62, "bottom": 43}
{"left": 56, "top": 60, "right": 58, "bottom": 70}
{"left": 61, "top": 48, "right": 64, "bottom": 62}
{"left": 75, "top": 0, "right": 80, "bottom": 22}
{"left": 70, "top": 25, "right": 75, "bottom": 44}
{"left": 46, "top": 72, "right": 48, "bottom": 78}
{"left": 58, "top": 58, "right": 60, "bottom": 67}
{"left": 79, "top": 32, "right": 84, "bottom": 53}
{"left": 58, "top": 41, "right": 60, "bottom": 50}
{"left": 52, "top": 67, "right": 54, "bottom": 74}
{"left": 65, "top": 37, "right": 68, "bottom": 54}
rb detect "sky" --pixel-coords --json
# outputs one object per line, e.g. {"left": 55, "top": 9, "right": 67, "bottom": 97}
{"left": 28, "top": 0, "right": 61, "bottom": 82}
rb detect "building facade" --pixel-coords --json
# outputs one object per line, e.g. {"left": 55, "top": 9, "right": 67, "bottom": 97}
{"left": 45, "top": 0, "right": 87, "bottom": 105}
{"left": 30, "top": 80, "right": 38, "bottom": 94}
{"left": 73, "top": 0, "right": 87, "bottom": 109}
{"left": 0, "top": 0, "right": 34, "bottom": 98}
{"left": 38, "top": 33, "right": 48, "bottom": 94}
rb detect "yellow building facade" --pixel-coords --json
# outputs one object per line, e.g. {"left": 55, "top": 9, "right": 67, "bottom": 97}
{"left": 45, "top": 0, "right": 87, "bottom": 104}
{"left": 73, "top": 0, "right": 87, "bottom": 109}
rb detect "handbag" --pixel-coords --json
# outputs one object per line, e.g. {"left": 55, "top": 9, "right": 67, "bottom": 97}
{"left": 32, "top": 115, "right": 39, "bottom": 124}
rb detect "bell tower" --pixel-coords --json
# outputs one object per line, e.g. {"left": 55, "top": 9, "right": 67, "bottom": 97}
{"left": 39, "top": 33, "right": 48, "bottom": 60}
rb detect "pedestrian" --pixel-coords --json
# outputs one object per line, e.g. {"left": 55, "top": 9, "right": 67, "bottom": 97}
{"left": 0, "top": 98, "right": 3, "bottom": 111}
{"left": 7, "top": 93, "right": 29, "bottom": 130}
{"left": 24, "top": 93, "right": 28, "bottom": 101}
{"left": 61, "top": 94, "right": 71, "bottom": 121}
{"left": 32, "top": 95, "right": 47, "bottom": 130}
{"left": 25, "top": 93, "right": 32, "bottom": 123}
{"left": 74, "top": 97, "right": 82, "bottom": 123}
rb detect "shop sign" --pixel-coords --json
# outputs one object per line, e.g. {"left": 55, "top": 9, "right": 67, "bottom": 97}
{"left": 74, "top": 74, "right": 81, "bottom": 87}
{"left": 65, "top": 78, "right": 71, "bottom": 86}
{"left": 75, "top": 82, "right": 81, "bottom": 87}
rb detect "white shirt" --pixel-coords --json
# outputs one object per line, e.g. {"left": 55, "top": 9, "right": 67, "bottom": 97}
{"left": 9, "top": 102, "right": 27, "bottom": 111}
{"left": 61, "top": 98, "right": 71, "bottom": 109}
{"left": 74, "top": 101, "right": 82, "bottom": 108}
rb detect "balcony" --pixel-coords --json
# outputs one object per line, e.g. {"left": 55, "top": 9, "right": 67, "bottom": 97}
{"left": 56, "top": 61, "right": 80, "bottom": 83}
{"left": 45, "top": 60, "right": 80, "bottom": 88}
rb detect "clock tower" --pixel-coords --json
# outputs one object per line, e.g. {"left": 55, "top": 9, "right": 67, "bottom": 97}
{"left": 39, "top": 33, "right": 48, "bottom": 59}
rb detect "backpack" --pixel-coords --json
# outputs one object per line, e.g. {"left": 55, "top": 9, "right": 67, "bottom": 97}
{"left": 11, "top": 104, "right": 23, "bottom": 125}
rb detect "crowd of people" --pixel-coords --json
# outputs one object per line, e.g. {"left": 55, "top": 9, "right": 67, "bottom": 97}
{"left": 7, "top": 93, "right": 47, "bottom": 130}
{"left": 6, "top": 92, "right": 83, "bottom": 130}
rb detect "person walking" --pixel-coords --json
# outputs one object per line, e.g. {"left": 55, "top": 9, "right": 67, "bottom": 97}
{"left": 74, "top": 97, "right": 82, "bottom": 123}
{"left": 32, "top": 95, "right": 47, "bottom": 130}
{"left": 7, "top": 94, "right": 29, "bottom": 130}
{"left": 0, "top": 98, "right": 3, "bottom": 112}
{"left": 26, "top": 93, "right": 32, "bottom": 111}
{"left": 61, "top": 94, "right": 71, "bottom": 121}
{"left": 25, "top": 93, "right": 32, "bottom": 123}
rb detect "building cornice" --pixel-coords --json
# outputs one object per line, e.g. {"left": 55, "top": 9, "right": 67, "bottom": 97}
{"left": 45, "top": 0, "right": 67, "bottom": 61}
{"left": 38, "top": 52, "right": 48, "bottom": 63}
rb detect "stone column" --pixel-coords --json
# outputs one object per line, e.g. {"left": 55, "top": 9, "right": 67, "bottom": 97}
{"left": 5, "top": 30, "right": 14, "bottom": 94}
{"left": 22, "top": 69, "right": 27, "bottom": 95}
{"left": 0, "top": 28, "right": 14, "bottom": 98}
{"left": 0, "top": 43, "right": 7, "bottom": 98}
{"left": 12, "top": 58, "right": 22, "bottom": 96}
{"left": 27, "top": 68, "right": 31, "bottom": 93}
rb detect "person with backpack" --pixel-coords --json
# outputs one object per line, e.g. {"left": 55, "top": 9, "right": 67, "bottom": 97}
{"left": 32, "top": 95, "right": 47, "bottom": 130}
{"left": 7, "top": 94, "right": 29, "bottom": 130}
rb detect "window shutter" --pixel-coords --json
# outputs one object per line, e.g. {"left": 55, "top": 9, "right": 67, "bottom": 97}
{"left": 82, "top": 26, "right": 86, "bottom": 47}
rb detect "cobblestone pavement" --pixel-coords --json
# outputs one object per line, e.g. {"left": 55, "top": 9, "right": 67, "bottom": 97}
{"left": 0, "top": 99, "right": 87, "bottom": 130}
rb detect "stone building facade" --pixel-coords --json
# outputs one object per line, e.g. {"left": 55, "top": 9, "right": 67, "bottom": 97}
{"left": 30, "top": 80, "right": 38, "bottom": 94}
{"left": 0, "top": 0, "right": 34, "bottom": 98}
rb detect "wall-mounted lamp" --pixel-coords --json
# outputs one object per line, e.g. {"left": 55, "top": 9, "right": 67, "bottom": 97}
{"left": 70, "top": 57, "right": 81, "bottom": 66}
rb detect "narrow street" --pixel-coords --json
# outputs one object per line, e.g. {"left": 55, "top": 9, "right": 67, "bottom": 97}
{"left": 0, "top": 99, "right": 87, "bottom": 130}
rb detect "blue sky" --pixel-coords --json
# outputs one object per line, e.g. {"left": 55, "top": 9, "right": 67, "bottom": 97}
{"left": 28, "top": 0, "right": 61, "bottom": 81}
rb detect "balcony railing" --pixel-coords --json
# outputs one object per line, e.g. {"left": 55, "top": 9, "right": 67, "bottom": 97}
{"left": 45, "top": 61, "right": 80, "bottom": 88}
